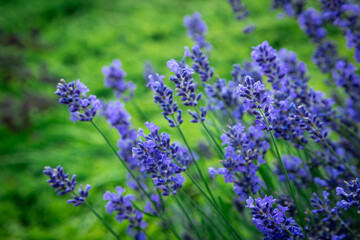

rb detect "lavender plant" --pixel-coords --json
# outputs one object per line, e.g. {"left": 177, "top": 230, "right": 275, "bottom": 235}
{"left": 43, "top": 5, "right": 360, "bottom": 240}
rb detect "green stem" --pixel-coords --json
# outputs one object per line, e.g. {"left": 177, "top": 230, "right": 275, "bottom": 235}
{"left": 172, "top": 116, "right": 217, "bottom": 206}
{"left": 170, "top": 187, "right": 202, "bottom": 240}
{"left": 194, "top": 106, "right": 224, "bottom": 158}
{"left": 84, "top": 202, "right": 120, "bottom": 240}
{"left": 132, "top": 100, "right": 148, "bottom": 122}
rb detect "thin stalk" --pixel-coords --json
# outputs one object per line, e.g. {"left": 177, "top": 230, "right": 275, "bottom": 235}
{"left": 132, "top": 100, "right": 148, "bottom": 122}
{"left": 170, "top": 117, "right": 242, "bottom": 239}
{"left": 170, "top": 187, "right": 202, "bottom": 240}
{"left": 132, "top": 202, "right": 158, "bottom": 218}
{"left": 172, "top": 116, "right": 217, "bottom": 205}
{"left": 90, "top": 121, "right": 181, "bottom": 240}
{"left": 84, "top": 202, "right": 120, "bottom": 240}
{"left": 194, "top": 106, "right": 224, "bottom": 158}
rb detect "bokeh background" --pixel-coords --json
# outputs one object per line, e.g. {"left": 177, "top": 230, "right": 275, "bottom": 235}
{"left": 0, "top": 0, "right": 355, "bottom": 239}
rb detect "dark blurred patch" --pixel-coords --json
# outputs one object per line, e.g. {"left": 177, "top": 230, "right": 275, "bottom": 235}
{"left": 0, "top": 27, "right": 58, "bottom": 132}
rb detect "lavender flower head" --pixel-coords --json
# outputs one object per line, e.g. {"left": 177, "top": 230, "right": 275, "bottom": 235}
{"left": 251, "top": 41, "right": 287, "bottom": 90}
{"left": 55, "top": 79, "right": 102, "bottom": 123}
{"left": 298, "top": 8, "right": 327, "bottom": 43}
{"left": 102, "top": 101, "right": 138, "bottom": 168}
{"left": 307, "top": 191, "right": 352, "bottom": 239}
{"left": 275, "top": 155, "right": 311, "bottom": 188}
{"left": 336, "top": 178, "right": 360, "bottom": 213}
{"left": 167, "top": 59, "right": 207, "bottom": 123}
{"left": 228, "top": 0, "right": 249, "bottom": 21}
{"left": 210, "top": 123, "right": 269, "bottom": 200}
{"left": 147, "top": 73, "right": 183, "bottom": 127}
{"left": 184, "top": 45, "right": 214, "bottom": 83}
{"left": 183, "top": 12, "right": 211, "bottom": 50}
{"left": 103, "top": 186, "right": 147, "bottom": 239}
{"left": 133, "top": 122, "right": 186, "bottom": 195}
{"left": 236, "top": 76, "right": 275, "bottom": 131}
{"left": 43, "top": 165, "right": 90, "bottom": 206}
{"left": 246, "top": 195, "right": 303, "bottom": 239}
{"left": 102, "top": 59, "right": 135, "bottom": 99}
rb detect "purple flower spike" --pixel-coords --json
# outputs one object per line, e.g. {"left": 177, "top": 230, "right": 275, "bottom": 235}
{"left": 246, "top": 195, "right": 303, "bottom": 239}
{"left": 102, "top": 59, "right": 136, "bottom": 100}
{"left": 55, "top": 79, "right": 102, "bottom": 123}
{"left": 67, "top": 184, "right": 91, "bottom": 206}
{"left": 184, "top": 12, "right": 211, "bottom": 50}
{"left": 43, "top": 165, "right": 77, "bottom": 195}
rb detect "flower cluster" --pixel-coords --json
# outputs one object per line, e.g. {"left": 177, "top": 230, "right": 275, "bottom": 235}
{"left": 307, "top": 191, "right": 352, "bottom": 239}
{"left": 336, "top": 178, "right": 360, "bottom": 213}
{"left": 167, "top": 59, "right": 207, "bottom": 123}
{"left": 102, "top": 59, "right": 135, "bottom": 99}
{"left": 298, "top": 8, "right": 327, "bottom": 43}
{"left": 209, "top": 123, "right": 269, "bottom": 200}
{"left": 103, "top": 186, "right": 147, "bottom": 239}
{"left": 147, "top": 73, "right": 183, "bottom": 127}
{"left": 251, "top": 41, "right": 287, "bottom": 90}
{"left": 43, "top": 165, "right": 91, "bottom": 206}
{"left": 55, "top": 79, "right": 102, "bottom": 123}
{"left": 236, "top": 76, "right": 274, "bottom": 131}
{"left": 271, "top": 0, "right": 306, "bottom": 17}
{"left": 228, "top": 0, "right": 249, "bottom": 21}
{"left": 132, "top": 122, "right": 186, "bottom": 195}
{"left": 246, "top": 195, "right": 303, "bottom": 239}
{"left": 184, "top": 45, "right": 214, "bottom": 83}
{"left": 102, "top": 101, "right": 138, "bottom": 169}
{"left": 275, "top": 155, "right": 311, "bottom": 188}
{"left": 183, "top": 12, "right": 211, "bottom": 50}
{"left": 144, "top": 194, "right": 162, "bottom": 216}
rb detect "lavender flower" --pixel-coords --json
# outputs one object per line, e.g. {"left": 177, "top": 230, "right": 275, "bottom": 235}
{"left": 243, "top": 24, "right": 256, "bottom": 34}
{"left": 251, "top": 41, "right": 287, "bottom": 90}
{"left": 228, "top": 0, "right": 249, "bottom": 21}
{"left": 298, "top": 8, "right": 327, "bottom": 43}
{"left": 103, "top": 186, "right": 147, "bottom": 239}
{"left": 289, "top": 105, "right": 328, "bottom": 143}
{"left": 336, "top": 178, "right": 360, "bottom": 213}
{"left": 55, "top": 79, "right": 102, "bottom": 123}
{"left": 133, "top": 122, "right": 186, "bottom": 195}
{"left": 102, "top": 101, "right": 138, "bottom": 168}
{"left": 312, "top": 41, "right": 338, "bottom": 73}
{"left": 246, "top": 195, "right": 303, "bottom": 239}
{"left": 167, "top": 59, "right": 207, "bottom": 123}
{"left": 144, "top": 194, "right": 162, "bottom": 216}
{"left": 275, "top": 155, "right": 311, "bottom": 188}
{"left": 67, "top": 184, "right": 92, "bottom": 206}
{"left": 210, "top": 123, "right": 269, "bottom": 200}
{"left": 183, "top": 12, "right": 211, "bottom": 50}
{"left": 236, "top": 76, "right": 275, "bottom": 131}
{"left": 271, "top": 0, "right": 306, "bottom": 17}
{"left": 307, "top": 191, "right": 352, "bottom": 239}
{"left": 102, "top": 59, "right": 135, "bottom": 99}
{"left": 147, "top": 73, "right": 183, "bottom": 127}
{"left": 43, "top": 165, "right": 90, "bottom": 206}
{"left": 184, "top": 45, "right": 214, "bottom": 83}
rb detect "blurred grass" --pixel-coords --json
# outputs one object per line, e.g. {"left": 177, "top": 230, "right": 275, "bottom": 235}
{"left": 0, "top": 0, "right": 356, "bottom": 239}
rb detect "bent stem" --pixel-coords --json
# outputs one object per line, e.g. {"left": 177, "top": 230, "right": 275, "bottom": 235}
{"left": 84, "top": 202, "right": 121, "bottom": 240}
{"left": 90, "top": 120, "right": 182, "bottom": 240}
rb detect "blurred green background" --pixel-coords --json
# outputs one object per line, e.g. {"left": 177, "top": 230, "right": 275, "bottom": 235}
{"left": 0, "top": 0, "right": 355, "bottom": 239}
